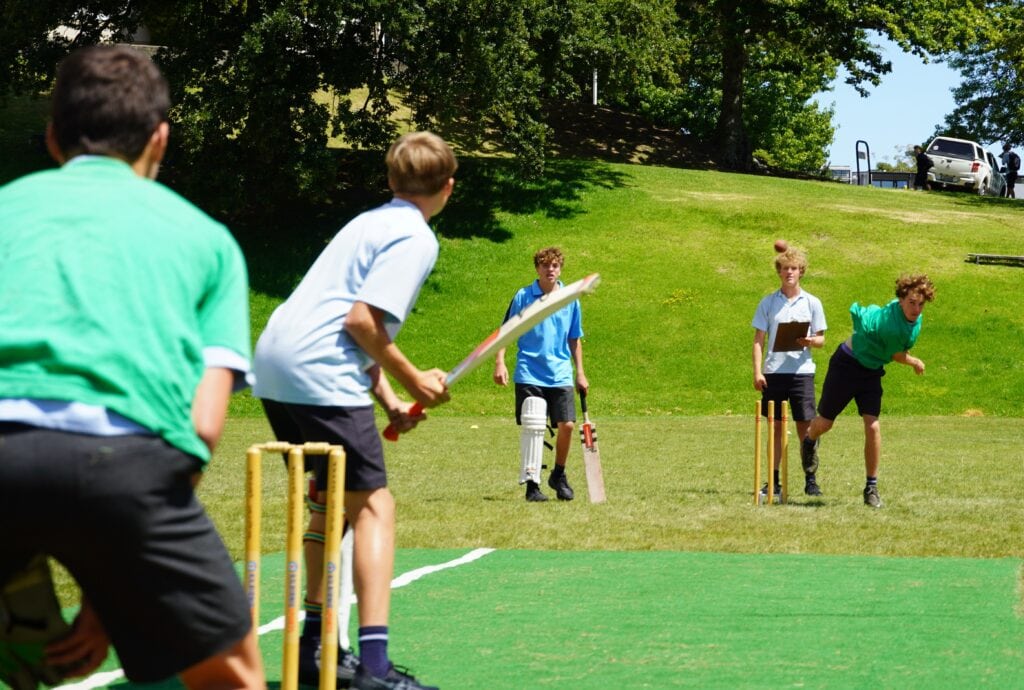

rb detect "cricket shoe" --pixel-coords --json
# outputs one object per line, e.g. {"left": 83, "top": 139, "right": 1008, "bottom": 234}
{"left": 804, "top": 476, "right": 823, "bottom": 496}
{"left": 800, "top": 436, "right": 820, "bottom": 474}
{"left": 0, "top": 555, "right": 73, "bottom": 690}
{"left": 524, "top": 481, "right": 548, "bottom": 502}
{"left": 353, "top": 663, "right": 438, "bottom": 690}
{"left": 547, "top": 471, "right": 574, "bottom": 501}
{"left": 863, "top": 485, "right": 883, "bottom": 509}
{"left": 757, "top": 483, "right": 783, "bottom": 504}
{"left": 298, "top": 636, "right": 360, "bottom": 687}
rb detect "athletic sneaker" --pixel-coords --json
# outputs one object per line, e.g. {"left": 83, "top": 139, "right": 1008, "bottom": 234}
{"left": 804, "top": 476, "right": 823, "bottom": 496}
{"left": 0, "top": 555, "right": 73, "bottom": 690}
{"left": 800, "top": 436, "right": 819, "bottom": 474}
{"left": 757, "top": 483, "right": 783, "bottom": 504}
{"left": 547, "top": 471, "right": 574, "bottom": 501}
{"left": 352, "top": 663, "right": 438, "bottom": 690}
{"left": 524, "top": 481, "right": 548, "bottom": 502}
{"left": 863, "top": 485, "right": 883, "bottom": 508}
{"left": 298, "top": 636, "right": 360, "bottom": 687}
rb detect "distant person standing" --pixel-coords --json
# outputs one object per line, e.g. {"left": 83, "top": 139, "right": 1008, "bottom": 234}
{"left": 913, "top": 145, "right": 932, "bottom": 191}
{"left": 1000, "top": 143, "right": 1019, "bottom": 198}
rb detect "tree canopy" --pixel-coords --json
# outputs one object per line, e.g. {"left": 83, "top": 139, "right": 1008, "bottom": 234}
{"left": 0, "top": 0, "right": 1005, "bottom": 212}
{"left": 940, "top": 3, "right": 1024, "bottom": 145}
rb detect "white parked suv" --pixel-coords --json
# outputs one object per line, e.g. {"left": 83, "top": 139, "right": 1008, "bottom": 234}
{"left": 925, "top": 136, "right": 998, "bottom": 195}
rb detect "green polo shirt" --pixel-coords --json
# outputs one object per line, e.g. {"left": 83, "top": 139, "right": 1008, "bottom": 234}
{"left": 0, "top": 157, "right": 250, "bottom": 461}
{"left": 849, "top": 299, "right": 921, "bottom": 370}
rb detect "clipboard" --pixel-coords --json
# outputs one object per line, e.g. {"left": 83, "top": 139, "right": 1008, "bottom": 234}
{"left": 772, "top": 321, "right": 811, "bottom": 352}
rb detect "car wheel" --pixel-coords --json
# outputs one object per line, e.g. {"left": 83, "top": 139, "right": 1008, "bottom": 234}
{"left": 978, "top": 180, "right": 988, "bottom": 196}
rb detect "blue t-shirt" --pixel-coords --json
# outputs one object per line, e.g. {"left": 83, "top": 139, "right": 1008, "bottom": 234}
{"left": 505, "top": 280, "right": 583, "bottom": 387}
{"left": 253, "top": 198, "right": 438, "bottom": 406}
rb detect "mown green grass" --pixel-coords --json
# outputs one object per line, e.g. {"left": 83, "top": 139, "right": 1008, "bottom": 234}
{"left": 204, "top": 415, "right": 1024, "bottom": 561}
{"left": 237, "top": 158, "right": 1024, "bottom": 420}
{"left": 5, "top": 94, "right": 1021, "bottom": 606}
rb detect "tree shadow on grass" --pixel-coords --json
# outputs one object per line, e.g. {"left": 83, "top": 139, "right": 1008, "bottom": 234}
{"left": 239, "top": 150, "right": 631, "bottom": 300}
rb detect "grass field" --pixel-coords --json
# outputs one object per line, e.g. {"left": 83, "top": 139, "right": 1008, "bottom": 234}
{"left": 3, "top": 96, "right": 1022, "bottom": 687}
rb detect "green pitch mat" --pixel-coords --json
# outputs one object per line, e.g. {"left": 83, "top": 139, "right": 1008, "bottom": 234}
{"left": 60, "top": 548, "right": 1023, "bottom": 689}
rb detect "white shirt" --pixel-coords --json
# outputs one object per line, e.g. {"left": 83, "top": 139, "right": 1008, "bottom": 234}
{"left": 752, "top": 289, "right": 827, "bottom": 375}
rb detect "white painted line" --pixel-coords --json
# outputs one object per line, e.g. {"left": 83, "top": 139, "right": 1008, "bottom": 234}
{"left": 55, "top": 669, "right": 124, "bottom": 689}
{"left": 57, "top": 548, "right": 496, "bottom": 689}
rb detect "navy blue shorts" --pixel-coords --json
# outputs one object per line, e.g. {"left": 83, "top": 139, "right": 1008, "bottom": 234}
{"left": 0, "top": 424, "right": 251, "bottom": 683}
{"left": 817, "top": 344, "right": 885, "bottom": 419}
{"left": 260, "top": 399, "right": 387, "bottom": 492}
{"left": 761, "top": 373, "right": 816, "bottom": 421}
{"left": 514, "top": 384, "right": 576, "bottom": 426}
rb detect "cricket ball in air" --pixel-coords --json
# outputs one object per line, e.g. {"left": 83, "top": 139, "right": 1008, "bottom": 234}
{"left": 774, "top": 239, "right": 789, "bottom": 253}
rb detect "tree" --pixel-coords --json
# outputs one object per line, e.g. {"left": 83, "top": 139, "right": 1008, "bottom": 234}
{"left": 940, "top": 3, "right": 1024, "bottom": 145}
{"left": 675, "top": 1, "right": 995, "bottom": 170}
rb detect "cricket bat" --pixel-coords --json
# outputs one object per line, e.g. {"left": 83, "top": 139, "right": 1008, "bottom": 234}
{"left": 383, "top": 273, "right": 601, "bottom": 440}
{"left": 578, "top": 389, "right": 607, "bottom": 503}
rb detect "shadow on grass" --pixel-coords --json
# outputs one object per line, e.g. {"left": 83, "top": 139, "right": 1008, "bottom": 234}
{"left": 239, "top": 151, "right": 631, "bottom": 300}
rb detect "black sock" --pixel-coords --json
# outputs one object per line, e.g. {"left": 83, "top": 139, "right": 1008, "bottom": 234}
{"left": 551, "top": 464, "right": 565, "bottom": 477}
{"left": 773, "top": 470, "right": 780, "bottom": 485}
{"left": 866, "top": 476, "right": 877, "bottom": 487}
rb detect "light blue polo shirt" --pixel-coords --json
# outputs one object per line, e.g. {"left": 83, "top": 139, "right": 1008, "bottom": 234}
{"left": 253, "top": 198, "right": 438, "bottom": 407}
{"left": 506, "top": 280, "right": 583, "bottom": 387}
{"left": 752, "top": 289, "right": 827, "bottom": 375}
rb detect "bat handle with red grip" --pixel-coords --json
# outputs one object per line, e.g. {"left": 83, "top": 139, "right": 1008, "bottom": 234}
{"left": 382, "top": 401, "right": 425, "bottom": 441}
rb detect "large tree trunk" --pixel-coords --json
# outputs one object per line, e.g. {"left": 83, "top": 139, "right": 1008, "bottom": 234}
{"left": 715, "top": 2, "right": 752, "bottom": 171}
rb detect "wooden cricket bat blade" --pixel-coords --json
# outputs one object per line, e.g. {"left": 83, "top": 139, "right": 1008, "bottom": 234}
{"left": 581, "top": 422, "right": 606, "bottom": 503}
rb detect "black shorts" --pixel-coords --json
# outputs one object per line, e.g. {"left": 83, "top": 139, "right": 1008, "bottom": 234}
{"left": 0, "top": 424, "right": 251, "bottom": 683}
{"left": 761, "top": 373, "right": 816, "bottom": 421}
{"left": 514, "top": 384, "right": 576, "bottom": 426}
{"left": 261, "top": 399, "right": 387, "bottom": 492}
{"left": 817, "top": 344, "right": 885, "bottom": 420}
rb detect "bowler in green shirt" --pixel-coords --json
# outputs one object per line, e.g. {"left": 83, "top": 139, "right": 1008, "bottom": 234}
{"left": 799, "top": 274, "right": 936, "bottom": 508}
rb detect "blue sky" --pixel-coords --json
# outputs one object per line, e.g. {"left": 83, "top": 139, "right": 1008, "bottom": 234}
{"left": 816, "top": 36, "right": 966, "bottom": 168}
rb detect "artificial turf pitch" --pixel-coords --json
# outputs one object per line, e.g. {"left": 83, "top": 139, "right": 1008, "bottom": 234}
{"left": 60, "top": 548, "right": 1023, "bottom": 689}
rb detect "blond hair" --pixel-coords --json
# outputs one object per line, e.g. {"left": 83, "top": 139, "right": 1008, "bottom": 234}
{"left": 774, "top": 247, "right": 807, "bottom": 275}
{"left": 386, "top": 131, "right": 457, "bottom": 196}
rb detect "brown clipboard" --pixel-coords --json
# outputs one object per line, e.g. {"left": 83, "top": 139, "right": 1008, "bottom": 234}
{"left": 772, "top": 321, "right": 811, "bottom": 352}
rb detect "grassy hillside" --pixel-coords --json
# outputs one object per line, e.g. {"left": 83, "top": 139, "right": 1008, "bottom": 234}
{"left": 239, "top": 159, "right": 1024, "bottom": 419}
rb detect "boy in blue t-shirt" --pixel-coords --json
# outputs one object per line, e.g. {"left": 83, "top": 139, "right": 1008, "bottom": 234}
{"left": 800, "top": 274, "right": 936, "bottom": 508}
{"left": 493, "top": 247, "right": 589, "bottom": 502}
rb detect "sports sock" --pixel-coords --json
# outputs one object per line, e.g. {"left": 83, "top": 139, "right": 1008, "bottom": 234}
{"left": 866, "top": 476, "right": 878, "bottom": 487}
{"left": 358, "top": 625, "right": 389, "bottom": 677}
{"left": 773, "top": 469, "right": 780, "bottom": 485}
{"left": 551, "top": 464, "right": 565, "bottom": 477}
{"left": 302, "top": 599, "right": 322, "bottom": 640}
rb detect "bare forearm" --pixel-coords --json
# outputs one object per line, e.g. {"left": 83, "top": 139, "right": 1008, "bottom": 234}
{"left": 345, "top": 303, "right": 420, "bottom": 392}
{"left": 191, "top": 367, "right": 233, "bottom": 453}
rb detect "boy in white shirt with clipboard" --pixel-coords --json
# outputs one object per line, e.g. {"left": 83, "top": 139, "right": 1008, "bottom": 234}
{"left": 752, "top": 243, "right": 827, "bottom": 498}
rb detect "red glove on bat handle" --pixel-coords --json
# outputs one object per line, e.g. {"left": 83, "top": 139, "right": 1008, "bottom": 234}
{"left": 383, "top": 402, "right": 425, "bottom": 441}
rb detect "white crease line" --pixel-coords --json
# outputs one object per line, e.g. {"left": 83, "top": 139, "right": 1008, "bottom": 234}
{"left": 57, "top": 548, "right": 496, "bottom": 689}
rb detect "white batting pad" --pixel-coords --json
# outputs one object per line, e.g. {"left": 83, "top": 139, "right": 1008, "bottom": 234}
{"left": 519, "top": 396, "right": 547, "bottom": 484}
